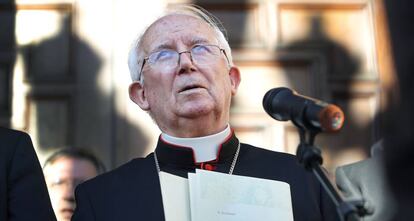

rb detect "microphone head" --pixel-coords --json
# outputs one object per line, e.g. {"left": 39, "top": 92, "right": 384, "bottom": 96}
{"left": 262, "top": 87, "right": 293, "bottom": 121}
{"left": 318, "top": 104, "right": 345, "bottom": 132}
{"left": 263, "top": 87, "right": 345, "bottom": 133}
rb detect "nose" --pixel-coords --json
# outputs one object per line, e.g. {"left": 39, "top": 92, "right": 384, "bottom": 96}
{"left": 178, "top": 51, "right": 196, "bottom": 74}
{"left": 62, "top": 183, "right": 76, "bottom": 203}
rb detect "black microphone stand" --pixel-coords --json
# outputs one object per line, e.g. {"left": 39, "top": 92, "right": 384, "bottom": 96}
{"left": 294, "top": 125, "right": 367, "bottom": 221}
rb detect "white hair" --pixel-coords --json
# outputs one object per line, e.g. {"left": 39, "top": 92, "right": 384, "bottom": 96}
{"left": 127, "top": 4, "right": 234, "bottom": 83}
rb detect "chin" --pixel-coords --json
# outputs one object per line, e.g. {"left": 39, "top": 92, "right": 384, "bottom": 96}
{"left": 178, "top": 103, "right": 216, "bottom": 118}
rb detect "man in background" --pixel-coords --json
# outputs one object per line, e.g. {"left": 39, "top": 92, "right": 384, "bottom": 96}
{"left": 0, "top": 127, "right": 56, "bottom": 221}
{"left": 43, "top": 149, "right": 104, "bottom": 221}
{"left": 384, "top": 0, "right": 414, "bottom": 220}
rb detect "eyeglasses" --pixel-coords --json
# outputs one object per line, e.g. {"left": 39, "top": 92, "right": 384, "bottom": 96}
{"left": 138, "top": 44, "right": 229, "bottom": 81}
{"left": 48, "top": 178, "right": 86, "bottom": 190}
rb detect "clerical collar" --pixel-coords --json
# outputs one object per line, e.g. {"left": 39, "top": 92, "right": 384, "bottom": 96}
{"left": 155, "top": 129, "right": 239, "bottom": 177}
{"left": 160, "top": 125, "right": 231, "bottom": 163}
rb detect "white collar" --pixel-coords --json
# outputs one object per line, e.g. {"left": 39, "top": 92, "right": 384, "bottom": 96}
{"left": 161, "top": 125, "right": 231, "bottom": 163}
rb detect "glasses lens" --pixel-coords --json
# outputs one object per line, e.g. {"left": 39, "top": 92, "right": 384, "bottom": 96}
{"left": 192, "top": 45, "right": 221, "bottom": 65}
{"left": 148, "top": 50, "right": 178, "bottom": 71}
{"left": 49, "top": 178, "right": 85, "bottom": 189}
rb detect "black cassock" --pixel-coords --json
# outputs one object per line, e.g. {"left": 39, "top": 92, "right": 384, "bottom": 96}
{"left": 72, "top": 132, "right": 339, "bottom": 221}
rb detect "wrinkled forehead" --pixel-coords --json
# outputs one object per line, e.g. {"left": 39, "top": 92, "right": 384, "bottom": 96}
{"left": 141, "top": 14, "right": 218, "bottom": 53}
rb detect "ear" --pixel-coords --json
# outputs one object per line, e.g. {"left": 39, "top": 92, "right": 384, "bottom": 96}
{"left": 228, "top": 66, "right": 241, "bottom": 96}
{"left": 129, "top": 81, "right": 150, "bottom": 110}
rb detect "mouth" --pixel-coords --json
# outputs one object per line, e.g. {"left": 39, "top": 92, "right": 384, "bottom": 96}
{"left": 61, "top": 208, "right": 74, "bottom": 217}
{"left": 178, "top": 84, "right": 205, "bottom": 93}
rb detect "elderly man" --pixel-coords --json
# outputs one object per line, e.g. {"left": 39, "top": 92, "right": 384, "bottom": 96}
{"left": 43, "top": 149, "right": 104, "bottom": 221}
{"left": 72, "top": 5, "right": 339, "bottom": 221}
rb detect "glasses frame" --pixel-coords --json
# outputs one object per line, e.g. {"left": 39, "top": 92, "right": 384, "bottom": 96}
{"left": 137, "top": 44, "right": 229, "bottom": 82}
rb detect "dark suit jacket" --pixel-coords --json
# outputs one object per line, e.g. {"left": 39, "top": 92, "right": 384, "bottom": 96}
{"left": 0, "top": 127, "right": 56, "bottom": 221}
{"left": 73, "top": 135, "right": 339, "bottom": 221}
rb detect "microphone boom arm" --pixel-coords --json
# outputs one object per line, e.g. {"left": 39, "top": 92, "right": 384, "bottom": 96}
{"left": 295, "top": 127, "right": 367, "bottom": 221}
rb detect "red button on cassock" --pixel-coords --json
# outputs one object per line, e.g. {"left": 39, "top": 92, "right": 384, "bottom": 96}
{"left": 204, "top": 164, "right": 215, "bottom": 171}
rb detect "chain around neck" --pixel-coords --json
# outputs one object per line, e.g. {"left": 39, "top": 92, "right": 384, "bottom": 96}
{"left": 154, "top": 142, "right": 240, "bottom": 175}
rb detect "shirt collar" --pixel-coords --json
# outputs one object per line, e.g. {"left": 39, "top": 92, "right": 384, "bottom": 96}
{"left": 161, "top": 125, "right": 231, "bottom": 162}
{"left": 155, "top": 129, "right": 239, "bottom": 169}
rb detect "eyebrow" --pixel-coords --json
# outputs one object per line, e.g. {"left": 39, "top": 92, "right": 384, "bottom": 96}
{"left": 191, "top": 37, "right": 210, "bottom": 45}
{"left": 149, "top": 37, "right": 212, "bottom": 54}
{"left": 149, "top": 43, "right": 174, "bottom": 54}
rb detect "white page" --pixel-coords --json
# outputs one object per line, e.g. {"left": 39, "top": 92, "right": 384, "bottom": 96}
{"left": 159, "top": 172, "right": 191, "bottom": 221}
{"left": 188, "top": 173, "right": 197, "bottom": 221}
{"left": 190, "top": 169, "right": 294, "bottom": 221}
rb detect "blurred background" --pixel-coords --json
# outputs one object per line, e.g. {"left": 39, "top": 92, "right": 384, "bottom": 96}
{"left": 0, "top": 0, "right": 396, "bottom": 175}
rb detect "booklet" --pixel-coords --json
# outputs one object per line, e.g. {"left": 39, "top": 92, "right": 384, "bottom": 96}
{"left": 159, "top": 171, "right": 191, "bottom": 221}
{"left": 159, "top": 170, "right": 293, "bottom": 221}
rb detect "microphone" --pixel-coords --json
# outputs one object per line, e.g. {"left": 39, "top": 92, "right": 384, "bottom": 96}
{"left": 262, "top": 87, "right": 344, "bottom": 132}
